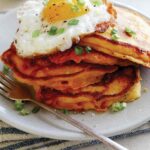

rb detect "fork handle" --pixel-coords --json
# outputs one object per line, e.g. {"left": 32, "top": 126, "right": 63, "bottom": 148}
{"left": 33, "top": 100, "right": 128, "bottom": 150}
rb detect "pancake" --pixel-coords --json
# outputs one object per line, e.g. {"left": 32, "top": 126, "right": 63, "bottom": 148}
{"left": 12, "top": 65, "right": 118, "bottom": 92}
{"left": 2, "top": 44, "right": 132, "bottom": 78}
{"left": 34, "top": 67, "right": 141, "bottom": 111}
{"left": 80, "top": 6, "right": 150, "bottom": 67}
{"left": 49, "top": 46, "right": 133, "bottom": 66}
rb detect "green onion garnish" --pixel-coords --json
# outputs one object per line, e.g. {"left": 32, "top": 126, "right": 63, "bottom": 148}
{"left": 75, "top": 46, "right": 84, "bottom": 55}
{"left": 32, "top": 107, "right": 40, "bottom": 113}
{"left": 111, "top": 34, "right": 119, "bottom": 41}
{"left": 110, "top": 28, "right": 119, "bottom": 41}
{"left": 92, "top": 0, "right": 102, "bottom": 6}
{"left": 20, "top": 109, "right": 30, "bottom": 116}
{"left": 43, "top": 0, "right": 49, "bottom": 5}
{"left": 32, "top": 30, "right": 40, "bottom": 38}
{"left": 111, "top": 102, "right": 127, "bottom": 112}
{"left": 48, "top": 26, "right": 58, "bottom": 35}
{"left": 14, "top": 100, "right": 24, "bottom": 111}
{"left": 62, "top": 109, "right": 69, "bottom": 115}
{"left": 2, "top": 65, "right": 10, "bottom": 75}
{"left": 71, "top": 5, "right": 79, "bottom": 12}
{"left": 57, "top": 28, "right": 65, "bottom": 35}
{"left": 86, "top": 46, "right": 92, "bottom": 53}
{"left": 68, "top": 19, "right": 79, "bottom": 26}
{"left": 125, "top": 27, "right": 136, "bottom": 37}
{"left": 111, "top": 29, "right": 118, "bottom": 35}
{"left": 77, "top": 0, "right": 85, "bottom": 5}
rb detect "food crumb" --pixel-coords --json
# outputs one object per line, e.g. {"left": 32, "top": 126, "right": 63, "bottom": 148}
{"left": 142, "top": 87, "right": 148, "bottom": 93}
{"left": 91, "top": 113, "right": 95, "bottom": 117}
{"left": 73, "top": 111, "right": 77, "bottom": 114}
{"left": 81, "top": 111, "right": 85, "bottom": 114}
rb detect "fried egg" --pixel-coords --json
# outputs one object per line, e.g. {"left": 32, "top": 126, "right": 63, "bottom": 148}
{"left": 15, "top": 0, "right": 111, "bottom": 57}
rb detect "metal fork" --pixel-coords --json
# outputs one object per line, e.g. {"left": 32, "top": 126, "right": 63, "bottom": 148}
{"left": 0, "top": 71, "right": 128, "bottom": 150}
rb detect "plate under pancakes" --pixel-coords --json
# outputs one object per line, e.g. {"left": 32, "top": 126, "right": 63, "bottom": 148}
{"left": 80, "top": 6, "right": 150, "bottom": 68}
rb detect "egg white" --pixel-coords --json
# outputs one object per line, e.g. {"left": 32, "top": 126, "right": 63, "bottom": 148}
{"left": 15, "top": 0, "right": 111, "bottom": 57}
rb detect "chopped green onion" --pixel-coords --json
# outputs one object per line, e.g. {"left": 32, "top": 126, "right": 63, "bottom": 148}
{"left": 77, "top": 0, "right": 85, "bottom": 5}
{"left": 111, "top": 102, "right": 127, "bottom": 112}
{"left": 71, "top": 5, "right": 79, "bottom": 12}
{"left": 32, "top": 30, "right": 40, "bottom": 38}
{"left": 125, "top": 27, "right": 136, "bottom": 37}
{"left": 62, "top": 109, "right": 69, "bottom": 115}
{"left": 2, "top": 65, "right": 10, "bottom": 75}
{"left": 48, "top": 26, "right": 58, "bottom": 35}
{"left": 32, "top": 107, "right": 40, "bottom": 113}
{"left": 43, "top": 0, "right": 49, "bottom": 5}
{"left": 110, "top": 28, "right": 119, "bottom": 41}
{"left": 91, "top": 0, "right": 102, "bottom": 6}
{"left": 68, "top": 19, "right": 79, "bottom": 26}
{"left": 86, "top": 46, "right": 92, "bottom": 53}
{"left": 20, "top": 109, "right": 30, "bottom": 116}
{"left": 111, "top": 34, "right": 119, "bottom": 41}
{"left": 111, "top": 29, "right": 118, "bottom": 35}
{"left": 143, "top": 87, "right": 148, "bottom": 93}
{"left": 14, "top": 100, "right": 24, "bottom": 111}
{"left": 75, "top": 46, "right": 83, "bottom": 55}
{"left": 57, "top": 28, "right": 65, "bottom": 35}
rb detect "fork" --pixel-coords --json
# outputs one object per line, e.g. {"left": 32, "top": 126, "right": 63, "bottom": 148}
{"left": 0, "top": 71, "right": 128, "bottom": 150}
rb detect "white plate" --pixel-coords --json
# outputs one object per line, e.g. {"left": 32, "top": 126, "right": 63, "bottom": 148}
{"left": 0, "top": 2, "right": 150, "bottom": 140}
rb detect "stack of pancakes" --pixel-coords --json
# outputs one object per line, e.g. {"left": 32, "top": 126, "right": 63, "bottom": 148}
{"left": 2, "top": 6, "right": 150, "bottom": 112}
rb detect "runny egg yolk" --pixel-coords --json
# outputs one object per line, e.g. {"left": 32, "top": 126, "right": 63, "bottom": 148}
{"left": 42, "top": 0, "right": 89, "bottom": 23}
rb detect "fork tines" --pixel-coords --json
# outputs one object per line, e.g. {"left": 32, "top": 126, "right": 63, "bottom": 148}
{"left": 0, "top": 72, "right": 15, "bottom": 95}
{"left": 0, "top": 72, "right": 15, "bottom": 86}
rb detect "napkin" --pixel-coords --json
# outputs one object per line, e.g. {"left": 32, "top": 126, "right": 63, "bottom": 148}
{"left": 1, "top": 120, "right": 150, "bottom": 150}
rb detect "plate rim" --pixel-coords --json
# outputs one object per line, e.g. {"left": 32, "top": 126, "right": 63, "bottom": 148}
{"left": 0, "top": 2, "right": 150, "bottom": 140}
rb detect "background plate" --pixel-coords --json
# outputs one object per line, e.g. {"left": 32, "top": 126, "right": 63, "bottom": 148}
{"left": 0, "top": 3, "right": 150, "bottom": 140}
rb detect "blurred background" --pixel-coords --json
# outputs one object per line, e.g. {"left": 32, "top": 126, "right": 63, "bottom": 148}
{"left": 0, "top": 0, "right": 25, "bottom": 12}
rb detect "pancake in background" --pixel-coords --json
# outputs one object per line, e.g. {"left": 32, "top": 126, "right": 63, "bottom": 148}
{"left": 80, "top": 6, "right": 150, "bottom": 67}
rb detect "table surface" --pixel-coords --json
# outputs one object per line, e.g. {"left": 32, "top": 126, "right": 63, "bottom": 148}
{"left": 0, "top": 0, "right": 150, "bottom": 150}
